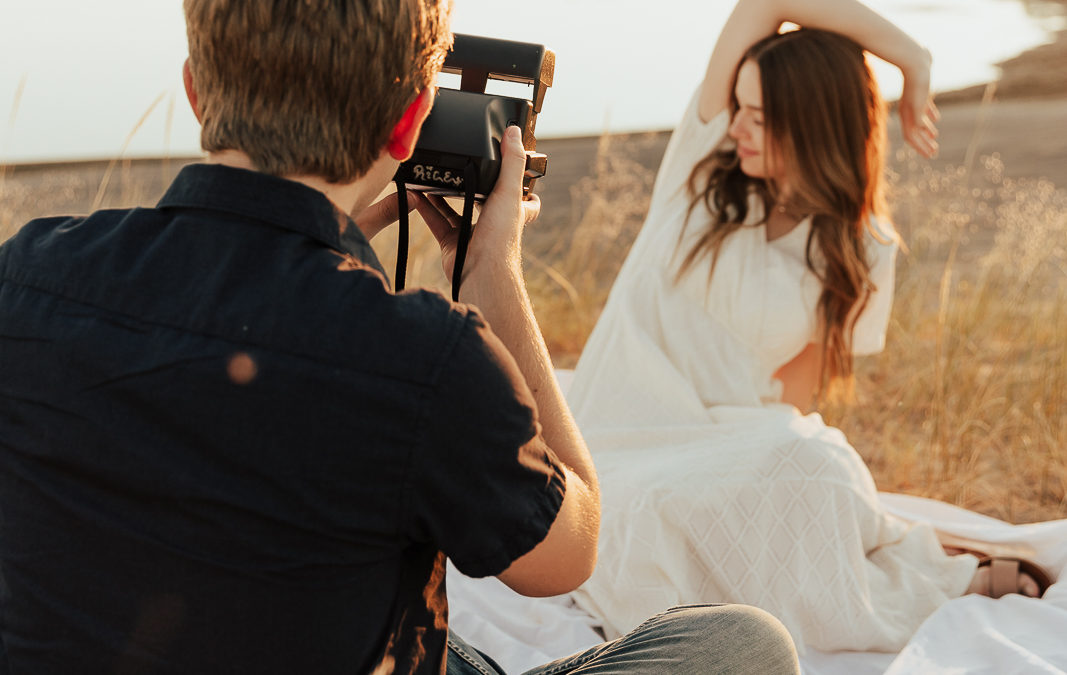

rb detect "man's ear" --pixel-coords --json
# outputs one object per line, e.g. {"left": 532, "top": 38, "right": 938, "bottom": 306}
{"left": 386, "top": 88, "right": 434, "bottom": 161}
{"left": 182, "top": 58, "right": 202, "bottom": 123}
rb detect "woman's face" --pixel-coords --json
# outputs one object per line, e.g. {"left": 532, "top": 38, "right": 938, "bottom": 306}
{"left": 728, "top": 60, "right": 784, "bottom": 182}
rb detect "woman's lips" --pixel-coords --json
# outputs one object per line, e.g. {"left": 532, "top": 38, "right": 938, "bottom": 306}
{"left": 737, "top": 146, "right": 759, "bottom": 158}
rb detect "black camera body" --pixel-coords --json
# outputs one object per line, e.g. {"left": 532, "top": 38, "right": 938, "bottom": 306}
{"left": 393, "top": 34, "right": 554, "bottom": 200}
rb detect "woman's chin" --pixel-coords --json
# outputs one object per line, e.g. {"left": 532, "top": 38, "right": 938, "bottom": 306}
{"left": 738, "top": 158, "right": 766, "bottom": 178}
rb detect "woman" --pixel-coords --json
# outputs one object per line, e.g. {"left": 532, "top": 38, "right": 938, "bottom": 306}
{"left": 565, "top": 0, "right": 1049, "bottom": 653}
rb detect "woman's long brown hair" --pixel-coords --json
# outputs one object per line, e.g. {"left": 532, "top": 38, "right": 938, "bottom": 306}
{"left": 677, "top": 28, "right": 891, "bottom": 401}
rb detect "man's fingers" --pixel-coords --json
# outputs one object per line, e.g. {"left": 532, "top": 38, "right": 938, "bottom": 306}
{"left": 486, "top": 125, "right": 541, "bottom": 224}
{"left": 522, "top": 193, "right": 541, "bottom": 226}
{"left": 488, "top": 126, "right": 527, "bottom": 204}
{"left": 412, "top": 193, "right": 457, "bottom": 245}
{"left": 354, "top": 191, "right": 416, "bottom": 240}
{"left": 425, "top": 193, "right": 461, "bottom": 220}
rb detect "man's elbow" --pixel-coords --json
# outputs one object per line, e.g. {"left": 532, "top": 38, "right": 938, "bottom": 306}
{"left": 497, "top": 482, "right": 600, "bottom": 597}
{"left": 500, "top": 537, "right": 598, "bottom": 597}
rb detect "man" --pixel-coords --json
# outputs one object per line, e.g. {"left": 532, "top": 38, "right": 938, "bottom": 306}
{"left": 0, "top": 1, "right": 799, "bottom": 673}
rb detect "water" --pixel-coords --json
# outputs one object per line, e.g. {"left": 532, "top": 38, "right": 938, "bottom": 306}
{"left": 0, "top": 0, "right": 1063, "bottom": 164}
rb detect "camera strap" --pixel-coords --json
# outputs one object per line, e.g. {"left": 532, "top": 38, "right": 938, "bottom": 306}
{"left": 393, "top": 180, "right": 410, "bottom": 292}
{"left": 450, "top": 162, "right": 479, "bottom": 302}
{"left": 391, "top": 160, "right": 478, "bottom": 303}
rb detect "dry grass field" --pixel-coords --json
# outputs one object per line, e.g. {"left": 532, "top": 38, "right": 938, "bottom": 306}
{"left": 2, "top": 85, "right": 1065, "bottom": 524}
{"left": 525, "top": 136, "right": 1066, "bottom": 525}
{"left": 361, "top": 112, "right": 1067, "bottom": 525}
{"left": 831, "top": 151, "right": 1066, "bottom": 523}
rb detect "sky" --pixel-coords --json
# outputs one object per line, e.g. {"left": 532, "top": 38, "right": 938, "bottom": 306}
{"left": 0, "top": 0, "right": 1061, "bottom": 163}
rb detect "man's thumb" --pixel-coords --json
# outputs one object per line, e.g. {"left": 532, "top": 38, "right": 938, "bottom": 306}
{"left": 493, "top": 125, "right": 526, "bottom": 196}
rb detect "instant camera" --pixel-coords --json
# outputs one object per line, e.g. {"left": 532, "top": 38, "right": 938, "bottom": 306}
{"left": 392, "top": 34, "right": 555, "bottom": 299}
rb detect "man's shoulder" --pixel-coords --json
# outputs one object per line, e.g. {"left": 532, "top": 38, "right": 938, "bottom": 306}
{"left": 0, "top": 202, "right": 499, "bottom": 389}
{"left": 3, "top": 211, "right": 107, "bottom": 249}
{"left": 0, "top": 209, "right": 130, "bottom": 281}
{"left": 325, "top": 283, "right": 488, "bottom": 378}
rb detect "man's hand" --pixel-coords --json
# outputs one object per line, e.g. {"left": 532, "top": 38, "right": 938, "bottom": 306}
{"left": 413, "top": 125, "right": 541, "bottom": 287}
{"left": 352, "top": 190, "right": 416, "bottom": 242}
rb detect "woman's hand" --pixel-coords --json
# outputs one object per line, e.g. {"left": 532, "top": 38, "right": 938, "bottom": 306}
{"left": 700, "top": 1, "right": 943, "bottom": 158}
{"left": 898, "top": 48, "right": 940, "bottom": 159}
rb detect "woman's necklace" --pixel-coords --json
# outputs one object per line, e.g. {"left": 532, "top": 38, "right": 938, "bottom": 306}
{"left": 766, "top": 203, "right": 802, "bottom": 242}
{"left": 774, "top": 201, "right": 795, "bottom": 217}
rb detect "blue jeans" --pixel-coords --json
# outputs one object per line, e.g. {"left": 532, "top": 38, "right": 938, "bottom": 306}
{"left": 447, "top": 604, "right": 800, "bottom": 675}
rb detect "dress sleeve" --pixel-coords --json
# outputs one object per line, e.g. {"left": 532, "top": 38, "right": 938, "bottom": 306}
{"left": 404, "top": 308, "right": 566, "bottom": 579}
{"left": 647, "top": 83, "right": 732, "bottom": 213}
{"left": 852, "top": 221, "right": 899, "bottom": 355}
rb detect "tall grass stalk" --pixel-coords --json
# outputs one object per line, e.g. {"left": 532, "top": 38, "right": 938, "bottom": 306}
{"left": 0, "top": 76, "right": 29, "bottom": 237}
{"left": 163, "top": 93, "right": 176, "bottom": 189}
{"left": 91, "top": 92, "right": 167, "bottom": 212}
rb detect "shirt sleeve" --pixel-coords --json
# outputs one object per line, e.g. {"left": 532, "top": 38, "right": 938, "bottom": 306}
{"left": 405, "top": 308, "right": 566, "bottom": 579}
{"left": 852, "top": 220, "right": 899, "bottom": 355}
{"left": 646, "top": 82, "right": 732, "bottom": 215}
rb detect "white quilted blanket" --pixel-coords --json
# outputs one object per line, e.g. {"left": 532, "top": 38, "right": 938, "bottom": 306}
{"left": 447, "top": 493, "right": 1067, "bottom": 674}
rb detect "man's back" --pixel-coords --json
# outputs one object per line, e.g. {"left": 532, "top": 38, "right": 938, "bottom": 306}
{"left": 0, "top": 164, "right": 565, "bottom": 673}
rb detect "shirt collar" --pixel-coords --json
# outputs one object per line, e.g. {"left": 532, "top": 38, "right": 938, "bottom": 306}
{"left": 158, "top": 163, "right": 384, "bottom": 275}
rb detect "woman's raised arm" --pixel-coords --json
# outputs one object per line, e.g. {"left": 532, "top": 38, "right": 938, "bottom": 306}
{"left": 699, "top": 0, "right": 939, "bottom": 157}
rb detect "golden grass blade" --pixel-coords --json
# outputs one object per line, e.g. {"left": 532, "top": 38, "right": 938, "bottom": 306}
{"left": 523, "top": 249, "right": 586, "bottom": 317}
{"left": 1, "top": 75, "right": 28, "bottom": 185}
{"left": 962, "top": 81, "right": 998, "bottom": 183}
{"left": 91, "top": 91, "right": 167, "bottom": 212}
{"left": 163, "top": 92, "right": 176, "bottom": 186}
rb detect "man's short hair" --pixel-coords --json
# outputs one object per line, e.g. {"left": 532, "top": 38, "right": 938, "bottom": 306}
{"left": 184, "top": 0, "right": 452, "bottom": 183}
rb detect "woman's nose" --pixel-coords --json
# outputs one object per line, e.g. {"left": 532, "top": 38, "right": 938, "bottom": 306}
{"left": 728, "top": 115, "right": 745, "bottom": 140}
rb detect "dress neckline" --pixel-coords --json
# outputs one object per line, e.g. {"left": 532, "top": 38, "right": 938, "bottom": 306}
{"left": 764, "top": 215, "right": 811, "bottom": 246}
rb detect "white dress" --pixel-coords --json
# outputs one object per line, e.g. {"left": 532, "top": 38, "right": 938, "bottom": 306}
{"left": 566, "top": 87, "right": 977, "bottom": 653}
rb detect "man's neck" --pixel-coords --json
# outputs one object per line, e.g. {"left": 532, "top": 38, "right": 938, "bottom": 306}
{"left": 206, "top": 150, "right": 379, "bottom": 219}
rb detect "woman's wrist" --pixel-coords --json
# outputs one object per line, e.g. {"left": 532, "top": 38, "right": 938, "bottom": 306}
{"left": 897, "top": 45, "right": 932, "bottom": 80}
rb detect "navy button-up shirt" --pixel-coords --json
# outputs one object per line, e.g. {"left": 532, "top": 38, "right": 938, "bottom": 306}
{"left": 0, "top": 164, "right": 565, "bottom": 674}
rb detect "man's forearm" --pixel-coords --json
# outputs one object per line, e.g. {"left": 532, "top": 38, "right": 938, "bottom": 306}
{"left": 461, "top": 265, "right": 598, "bottom": 494}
